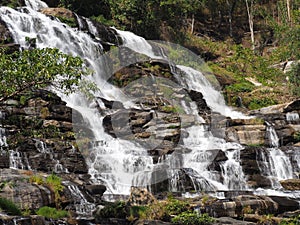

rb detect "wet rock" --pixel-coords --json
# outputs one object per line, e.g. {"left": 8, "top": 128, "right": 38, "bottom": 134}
{"left": 85, "top": 184, "right": 107, "bottom": 195}
{"left": 269, "top": 196, "right": 300, "bottom": 214}
{"left": 0, "top": 19, "right": 13, "bottom": 44}
{"left": 226, "top": 125, "right": 265, "bottom": 146}
{"left": 213, "top": 217, "right": 256, "bottom": 225}
{"left": 0, "top": 155, "right": 9, "bottom": 168}
{"left": 188, "top": 90, "right": 211, "bottom": 122}
{"left": 284, "top": 99, "right": 300, "bottom": 113}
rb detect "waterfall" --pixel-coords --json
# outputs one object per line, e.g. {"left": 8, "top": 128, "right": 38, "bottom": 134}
{"left": 0, "top": 0, "right": 250, "bottom": 195}
{"left": 286, "top": 112, "right": 299, "bottom": 122}
{"left": 257, "top": 123, "right": 294, "bottom": 188}
{"left": 257, "top": 148, "right": 294, "bottom": 189}
{"left": 0, "top": 128, "right": 8, "bottom": 152}
{"left": 66, "top": 184, "right": 96, "bottom": 217}
{"left": 221, "top": 149, "right": 248, "bottom": 190}
{"left": 265, "top": 122, "right": 280, "bottom": 148}
{"left": 34, "top": 139, "right": 52, "bottom": 154}
{"left": 0, "top": 112, "right": 8, "bottom": 152}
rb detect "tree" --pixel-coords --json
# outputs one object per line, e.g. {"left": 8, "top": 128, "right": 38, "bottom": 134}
{"left": 245, "top": 0, "right": 255, "bottom": 51}
{"left": 0, "top": 47, "right": 91, "bottom": 103}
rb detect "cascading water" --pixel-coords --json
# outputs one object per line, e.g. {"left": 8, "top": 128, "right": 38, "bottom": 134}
{"left": 0, "top": 112, "right": 8, "bottom": 152}
{"left": 286, "top": 112, "right": 300, "bottom": 122}
{"left": 0, "top": 0, "right": 250, "bottom": 196}
{"left": 257, "top": 123, "right": 294, "bottom": 188}
{"left": 66, "top": 183, "right": 96, "bottom": 217}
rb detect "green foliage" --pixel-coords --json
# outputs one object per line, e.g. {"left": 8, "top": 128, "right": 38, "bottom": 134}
{"left": 98, "top": 201, "right": 127, "bottom": 219}
{"left": 91, "top": 15, "right": 115, "bottom": 27}
{"left": 128, "top": 205, "right": 148, "bottom": 220}
{"left": 0, "top": 47, "right": 92, "bottom": 103}
{"left": 46, "top": 174, "right": 64, "bottom": 209}
{"left": 293, "top": 132, "right": 300, "bottom": 142}
{"left": 36, "top": 206, "right": 69, "bottom": 219}
{"left": 0, "top": 0, "right": 23, "bottom": 8}
{"left": 165, "top": 196, "right": 190, "bottom": 215}
{"left": 0, "top": 197, "right": 22, "bottom": 216}
{"left": 248, "top": 97, "right": 278, "bottom": 110}
{"left": 56, "top": 16, "right": 77, "bottom": 27}
{"left": 287, "top": 63, "right": 300, "bottom": 96}
{"left": 279, "top": 214, "right": 300, "bottom": 225}
{"left": 172, "top": 212, "right": 215, "bottom": 225}
{"left": 29, "top": 175, "right": 44, "bottom": 185}
{"left": 226, "top": 82, "right": 255, "bottom": 93}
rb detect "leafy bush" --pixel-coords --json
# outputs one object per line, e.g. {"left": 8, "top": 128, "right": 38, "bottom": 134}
{"left": 279, "top": 214, "right": 300, "bottom": 225}
{"left": 36, "top": 206, "right": 69, "bottom": 219}
{"left": 0, "top": 197, "right": 22, "bottom": 216}
{"left": 248, "top": 97, "right": 278, "bottom": 110}
{"left": 165, "top": 197, "right": 190, "bottom": 215}
{"left": 29, "top": 175, "right": 44, "bottom": 185}
{"left": 46, "top": 174, "right": 64, "bottom": 208}
{"left": 98, "top": 201, "right": 127, "bottom": 219}
{"left": 226, "top": 82, "right": 255, "bottom": 93}
{"left": 172, "top": 212, "right": 215, "bottom": 225}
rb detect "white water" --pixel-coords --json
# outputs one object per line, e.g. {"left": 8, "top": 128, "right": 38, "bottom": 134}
{"left": 34, "top": 139, "right": 52, "bottom": 154}
{"left": 0, "top": 128, "right": 8, "bottom": 150}
{"left": 266, "top": 122, "right": 280, "bottom": 148}
{"left": 0, "top": 0, "right": 250, "bottom": 195}
{"left": 66, "top": 184, "right": 96, "bottom": 216}
{"left": 286, "top": 112, "right": 299, "bottom": 122}
{"left": 0, "top": 112, "right": 8, "bottom": 151}
{"left": 257, "top": 124, "right": 294, "bottom": 188}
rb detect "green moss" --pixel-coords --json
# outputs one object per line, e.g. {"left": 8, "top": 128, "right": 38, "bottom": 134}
{"left": 172, "top": 212, "right": 215, "bottom": 225}
{"left": 0, "top": 197, "right": 22, "bottom": 216}
{"left": 29, "top": 175, "right": 44, "bottom": 185}
{"left": 36, "top": 206, "right": 69, "bottom": 219}
{"left": 56, "top": 16, "right": 77, "bottom": 27}
{"left": 97, "top": 201, "right": 127, "bottom": 219}
{"left": 293, "top": 132, "right": 300, "bottom": 142}
{"left": 46, "top": 174, "right": 64, "bottom": 208}
{"left": 226, "top": 82, "right": 255, "bottom": 93}
{"left": 248, "top": 97, "right": 278, "bottom": 110}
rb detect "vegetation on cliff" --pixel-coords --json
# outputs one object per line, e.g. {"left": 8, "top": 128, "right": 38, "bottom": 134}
{"left": 56, "top": 0, "right": 300, "bottom": 109}
{"left": 0, "top": 47, "right": 91, "bottom": 103}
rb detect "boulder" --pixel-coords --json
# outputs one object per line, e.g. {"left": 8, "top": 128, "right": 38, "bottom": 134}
{"left": 41, "top": 8, "right": 75, "bottom": 21}
{"left": 284, "top": 99, "right": 300, "bottom": 113}
{"left": 269, "top": 196, "right": 300, "bottom": 214}
{"left": 226, "top": 125, "right": 265, "bottom": 146}
{"left": 214, "top": 217, "right": 256, "bottom": 225}
{"left": 206, "top": 195, "right": 278, "bottom": 218}
{"left": 85, "top": 184, "right": 107, "bottom": 195}
{"left": 127, "top": 187, "right": 157, "bottom": 206}
{"left": 280, "top": 179, "right": 300, "bottom": 190}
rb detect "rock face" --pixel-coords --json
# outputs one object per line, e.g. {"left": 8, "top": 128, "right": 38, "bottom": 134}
{"left": 0, "top": 89, "right": 88, "bottom": 174}
{"left": 101, "top": 60, "right": 210, "bottom": 163}
{"left": 206, "top": 195, "right": 278, "bottom": 218}
{"left": 0, "top": 90, "right": 105, "bottom": 223}
{"left": 41, "top": 8, "right": 74, "bottom": 20}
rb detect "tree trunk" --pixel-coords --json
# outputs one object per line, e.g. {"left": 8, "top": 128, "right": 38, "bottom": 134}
{"left": 191, "top": 14, "right": 195, "bottom": 34}
{"left": 245, "top": 0, "right": 255, "bottom": 51}
{"left": 286, "top": 0, "right": 291, "bottom": 24}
